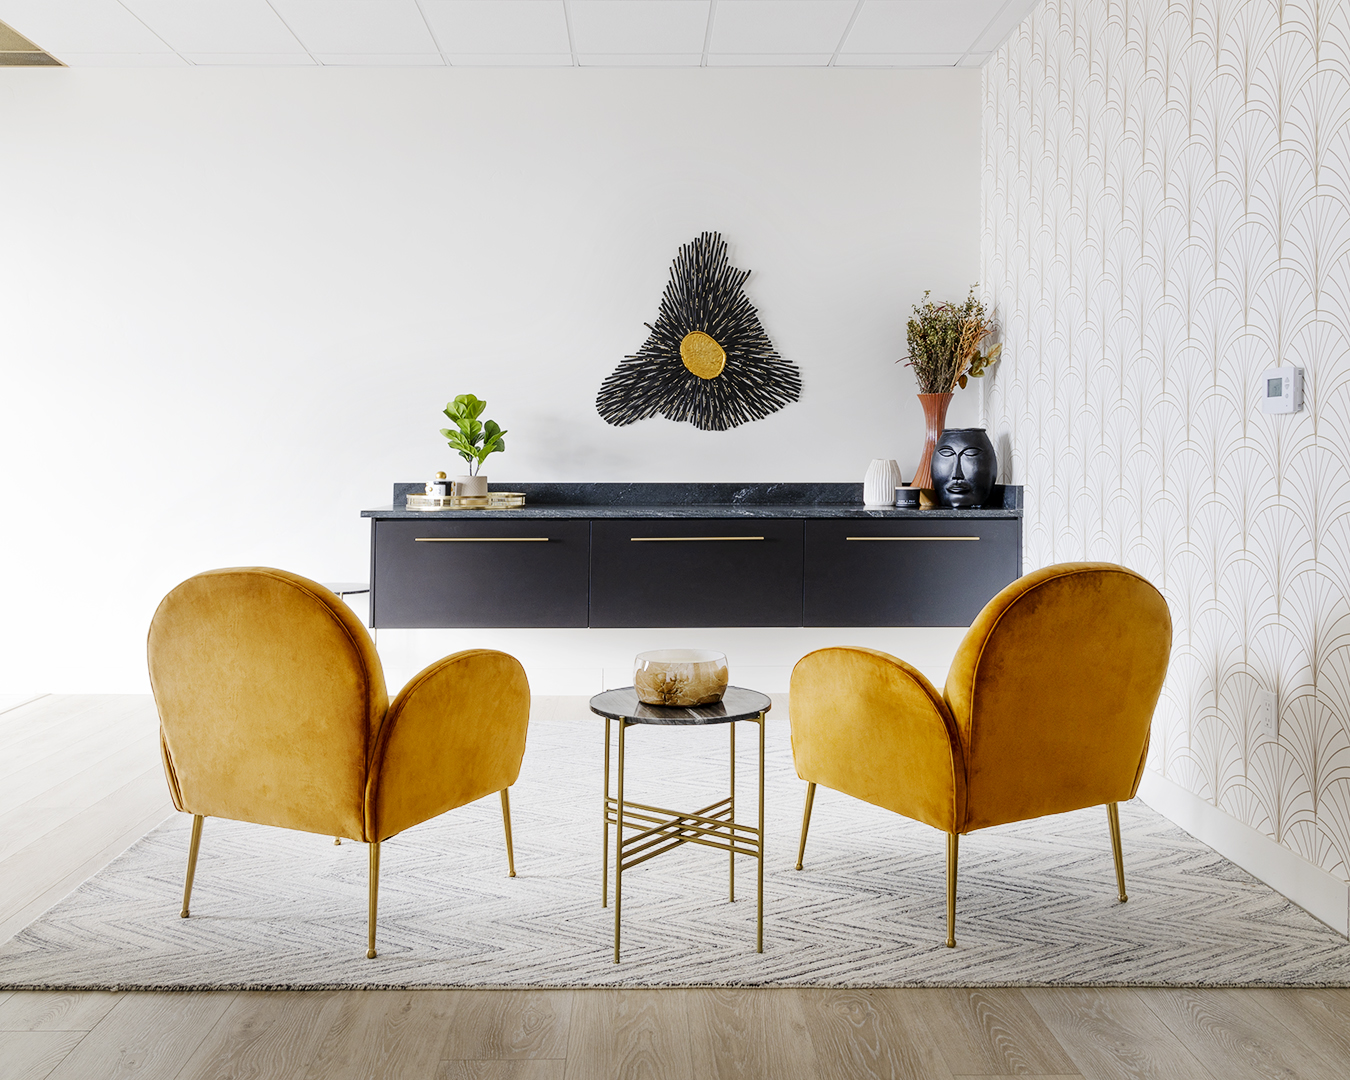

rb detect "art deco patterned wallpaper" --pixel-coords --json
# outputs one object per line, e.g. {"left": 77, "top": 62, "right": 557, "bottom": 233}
{"left": 982, "top": 0, "right": 1350, "bottom": 881}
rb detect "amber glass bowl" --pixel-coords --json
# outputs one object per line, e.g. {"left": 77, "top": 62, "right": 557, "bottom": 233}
{"left": 633, "top": 649, "right": 729, "bottom": 707}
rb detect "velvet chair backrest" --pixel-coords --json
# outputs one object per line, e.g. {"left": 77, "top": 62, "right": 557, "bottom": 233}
{"left": 148, "top": 567, "right": 388, "bottom": 841}
{"left": 944, "top": 562, "right": 1172, "bottom": 832}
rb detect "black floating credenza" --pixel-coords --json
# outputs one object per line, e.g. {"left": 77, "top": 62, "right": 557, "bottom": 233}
{"left": 371, "top": 518, "right": 591, "bottom": 628}
{"left": 591, "top": 518, "right": 806, "bottom": 628}
{"left": 362, "top": 483, "right": 1023, "bottom": 630}
{"left": 804, "top": 517, "right": 1022, "bottom": 626}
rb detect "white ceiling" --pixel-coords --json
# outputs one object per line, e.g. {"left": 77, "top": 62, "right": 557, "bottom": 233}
{"left": 0, "top": 0, "right": 1036, "bottom": 69}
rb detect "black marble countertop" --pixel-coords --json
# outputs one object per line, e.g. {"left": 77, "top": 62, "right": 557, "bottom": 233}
{"left": 361, "top": 483, "right": 1022, "bottom": 520}
{"left": 588, "top": 686, "right": 773, "bottom": 725}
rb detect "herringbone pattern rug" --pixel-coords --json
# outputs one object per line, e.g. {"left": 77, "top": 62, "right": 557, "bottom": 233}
{"left": 2, "top": 709, "right": 1348, "bottom": 989}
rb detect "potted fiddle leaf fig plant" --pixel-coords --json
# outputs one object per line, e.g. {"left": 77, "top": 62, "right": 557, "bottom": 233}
{"left": 440, "top": 394, "right": 506, "bottom": 497}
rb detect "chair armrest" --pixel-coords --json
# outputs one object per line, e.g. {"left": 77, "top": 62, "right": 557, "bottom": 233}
{"left": 364, "top": 649, "right": 530, "bottom": 842}
{"left": 789, "top": 647, "right": 966, "bottom": 833}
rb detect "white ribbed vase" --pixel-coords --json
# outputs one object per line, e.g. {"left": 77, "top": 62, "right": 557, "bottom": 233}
{"left": 863, "top": 458, "right": 902, "bottom": 507}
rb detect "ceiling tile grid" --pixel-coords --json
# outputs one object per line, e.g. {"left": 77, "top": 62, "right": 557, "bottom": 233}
{"left": 185, "top": 51, "right": 317, "bottom": 64}
{"left": 311, "top": 51, "right": 444, "bottom": 64}
{"left": 270, "top": 1, "right": 439, "bottom": 54}
{"left": 707, "top": 50, "right": 834, "bottom": 64}
{"left": 121, "top": 1, "right": 299, "bottom": 54}
{"left": 0, "top": 0, "right": 172, "bottom": 54}
{"left": 712, "top": 0, "right": 856, "bottom": 52}
{"left": 569, "top": 0, "right": 710, "bottom": 54}
{"left": 444, "top": 51, "right": 574, "bottom": 65}
{"left": 845, "top": 0, "right": 1008, "bottom": 54}
{"left": 423, "top": 1, "right": 572, "bottom": 54}
{"left": 982, "top": 0, "right": 1350, "bottom": 882}
{"left": 0, "top": 0, "right": 1042, "bottom": 68}
{"left": 52, "top": 51, "right": 189, "bottom": 65}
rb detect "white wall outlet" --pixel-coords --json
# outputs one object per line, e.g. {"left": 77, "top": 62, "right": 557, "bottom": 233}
{"left": 1255, "top": 689, "right": 1278, "bottom": 741}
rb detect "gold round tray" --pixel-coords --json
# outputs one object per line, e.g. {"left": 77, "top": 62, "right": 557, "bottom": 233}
{"left": 405, "top": 492, "right": 526, "bottom": 510}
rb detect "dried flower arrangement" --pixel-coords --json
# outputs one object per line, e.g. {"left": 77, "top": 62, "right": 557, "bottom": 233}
{"left": 900, "top": 287, "right": 1002, "bottom": 394}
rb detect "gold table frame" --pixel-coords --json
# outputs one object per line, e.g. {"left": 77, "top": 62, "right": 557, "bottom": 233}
{"left": 589, "top": 686, "right": 771, "bottom": 964}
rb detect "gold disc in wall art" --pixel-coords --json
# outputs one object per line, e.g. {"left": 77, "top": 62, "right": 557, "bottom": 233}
{"left": 680, "top": 331, "right": 727, "bottom": 379}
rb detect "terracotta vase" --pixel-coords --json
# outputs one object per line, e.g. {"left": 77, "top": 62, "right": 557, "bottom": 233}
{"left": 910, "top": 392, "right": 954, "bottom": 494}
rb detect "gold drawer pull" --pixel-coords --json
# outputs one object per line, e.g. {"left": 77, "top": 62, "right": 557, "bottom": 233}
{"left": 845, "top": 536, "right": 980, "bottom": 541}
{"left": 415, "top": 537, "right": 550, "bottom": 542}
{"left": 631, "top": 536, "right": 766, "bottom": 542}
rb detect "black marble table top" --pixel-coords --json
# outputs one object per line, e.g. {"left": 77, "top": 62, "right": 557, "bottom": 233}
{"left": 362, "top": 482, "right": 1022, "bottom": 520}
{"left": 588, "top": 686, "right": 772, "bottom": 725}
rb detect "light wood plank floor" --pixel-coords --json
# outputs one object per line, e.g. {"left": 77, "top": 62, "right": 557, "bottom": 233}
{"left": 1, "top": 695, "right": 1347, "bottom": 1080}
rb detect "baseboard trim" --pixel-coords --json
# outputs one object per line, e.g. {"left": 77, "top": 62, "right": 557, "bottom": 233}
{"left": 1137, "top": 770, "right": 1350, "bottom": 937}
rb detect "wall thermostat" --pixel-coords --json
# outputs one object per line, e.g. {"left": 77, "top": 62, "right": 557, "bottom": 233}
{"left": 1261, "top": 366, "right": 1304, "bottom": 414}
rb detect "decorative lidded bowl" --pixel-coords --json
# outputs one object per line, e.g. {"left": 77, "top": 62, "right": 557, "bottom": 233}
{"left": 634, "top": 649, "right": 729, "bottom": 706}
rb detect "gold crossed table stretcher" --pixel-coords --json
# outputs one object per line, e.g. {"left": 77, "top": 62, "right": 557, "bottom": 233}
{"left": 588, "top": 686, "right": 772, "bottom": 963}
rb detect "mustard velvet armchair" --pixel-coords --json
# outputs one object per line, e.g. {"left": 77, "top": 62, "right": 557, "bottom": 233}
{"left": 147, "top": 567, "right": 531, "bottom": 958}
{"left": 789, "top": 561, "right": 1171, "bottom": 947}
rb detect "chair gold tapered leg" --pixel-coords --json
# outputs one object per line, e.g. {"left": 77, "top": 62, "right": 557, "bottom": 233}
{"left": 1108, "top": 802, "right": 1128, "bottom": 902}
{"left": 334, "top": 837, "right": 341, "bottom": 845}
{"left": 946, "top": 832, "right": 958, "bottom": 948}
{"left": 501, "top": 788, "right": 517, "bottom": 877}
{"left": 795, "top": 782, "right": 817, "bottom": 871}
{"left": 180, "top": 814, "right": 204, "bottom": 918}
{"left": 367, "top": 840, "right": 380, "bottom": 959}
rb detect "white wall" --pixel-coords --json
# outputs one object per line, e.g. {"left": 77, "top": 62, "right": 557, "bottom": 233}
{"left": 983, "top": 0, "right": 1350, "bottom": 911}
{"left": 0, "top": 67, "right": 982, "bottom": 694}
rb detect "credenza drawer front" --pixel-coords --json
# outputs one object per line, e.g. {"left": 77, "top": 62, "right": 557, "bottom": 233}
{"left": 804, "top": 519, "right": 1021, "bottom": 627}
{"left": 589, "top": 519, "right": 804, "bottom": 627}
{"left": 372, "top": 520, "right": 590, "bottom": 628}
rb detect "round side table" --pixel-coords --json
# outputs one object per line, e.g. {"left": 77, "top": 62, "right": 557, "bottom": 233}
{"left": 588, "top": 686, "right": 772, "bottom": 963}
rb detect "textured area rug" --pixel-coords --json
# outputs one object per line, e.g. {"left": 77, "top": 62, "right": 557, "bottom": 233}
{"left": 2, "top": 706, "right": 1349, "bottom": 989}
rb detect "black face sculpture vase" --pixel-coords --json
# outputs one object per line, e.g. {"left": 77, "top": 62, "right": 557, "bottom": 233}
{"left": 930, "top": 428, "right": 997, "bottom": 508}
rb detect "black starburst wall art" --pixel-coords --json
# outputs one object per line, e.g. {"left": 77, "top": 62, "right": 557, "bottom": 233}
{"left": 596, "top": 232, "right": 802, "bottom": 431}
